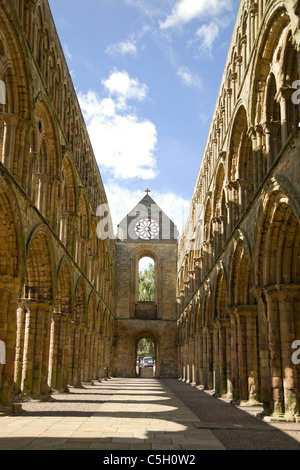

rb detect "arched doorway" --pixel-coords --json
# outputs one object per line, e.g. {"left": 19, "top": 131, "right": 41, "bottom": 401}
{"left": 135, "top": 331, "right": 157, "bottom": 378}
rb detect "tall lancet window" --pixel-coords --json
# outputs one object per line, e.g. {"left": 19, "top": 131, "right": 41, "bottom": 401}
{"left": 138, "top": 257, "right": 155, "bottom": 302}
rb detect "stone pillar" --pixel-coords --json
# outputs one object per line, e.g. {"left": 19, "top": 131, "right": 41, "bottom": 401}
{"left": 193, "top": 333, "right": 200, "bottom": 385}
{"left": 84, "top": 330, "right": 91, "bottom": 382}
{"left": 21, "top": 301, "right": 52, "bottom": 398}
{"left": 48, "top": 311, "right": 58, "bottom": 390}
{"left": 0, "top": 277, "right": 21, "bottom": 407}
{"left": 232, "top": 305, "right": 259, "bottom": 404}
{"left": 225, "top": 319, "right": 233, "bottom": 399}
{"left": 230, "top": 310, "right": 239, "bottom": 401}
{"left": 218, "top": 319, "right": 230, "bottom": 397}
{"left": 191, "top": 336, "right": 197, "bottom": 386}
{"left": 13, "top": 304, "right": 26, "bottom": 396}
{"left": 2, "top": 115, "right": 19, "bottom": 172}
{"left": 254, "top": 288, "right": 272, "bottom": 415}
{"left": 213, "top": 321, "right": 220, "bottom": 396}
{"left": 276, "top": 87, "right": 294, "bottom": 144}
{"left": 264, "top": 288, "right": 284, "bottom": 416}
{"left": 72, "top": 324, "right": 82, "bottom": 387}
{"left": 264, "top": 285, "right": 300, "bottom": 419}
{"left": 198, "top": 330, "right": 204, "bottom": 387}
{"left": 56, "top": 314, "right": 68, "bottom": 391}
{"left": 236, "top": 312, "right": 248, "bottom": 402}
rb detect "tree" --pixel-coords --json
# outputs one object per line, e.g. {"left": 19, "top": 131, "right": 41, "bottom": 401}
{"left": 138, "top": 263, "right": 155, "bottom": 301}
{"left": 137, "top": 338, "right": 155, "bottom": 358}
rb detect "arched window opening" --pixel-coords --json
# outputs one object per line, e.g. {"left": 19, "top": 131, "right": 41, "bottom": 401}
{"left": 138, "top": 257, "right": 155, "bottom": 302}
{"left": 266, "top": 73, "right": 282, "bottom": 165}
{"left": 135, "top": 256, "right": 157, "bottom": 320}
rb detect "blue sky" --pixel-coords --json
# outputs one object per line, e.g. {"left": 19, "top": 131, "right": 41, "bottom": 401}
{"left": 49, "top": 0, "right": 240, "bottom": 234}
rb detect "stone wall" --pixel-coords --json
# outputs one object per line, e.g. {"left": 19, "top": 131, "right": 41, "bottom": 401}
{"left": 0, "top": 0, "right": 116, "bottom": 411}
{"left": 177, "top": 0, "right": 300, "bottom": 421}
{"left": 114, "top": 236, "right": 178, "bottom": 378}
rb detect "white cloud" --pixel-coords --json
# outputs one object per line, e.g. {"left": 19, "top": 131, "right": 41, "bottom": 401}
{"left": 159, "top": 0, "right": 232, "bottom": 30}
{"left": 63, "top": 43, "right": 72, "bottom": 60}
{"left": 78, "top": 70, "right": 157, "bottom": 181}
{"left": 102, "top": 70, "right": 148, "bottom": 102}
{"left": 106, "top": 39, "right": 137, "bottom": 57}
{"left": 196, "top": 22, "right": 220, "bottom": 51}
{"left": 177, "top": 66, "right": 203, "bottom": 89}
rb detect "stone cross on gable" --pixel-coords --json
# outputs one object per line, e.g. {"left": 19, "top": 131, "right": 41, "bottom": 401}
{"left": 145, "top": 188, "right": 151, "bottom": 195}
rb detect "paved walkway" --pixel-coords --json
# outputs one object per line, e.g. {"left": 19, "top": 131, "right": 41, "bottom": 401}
{"left": 1, "top": 378, "right": 300, "bottom": 451}
{"left": 0, "top": 378, "right": 225, "bottom": 451}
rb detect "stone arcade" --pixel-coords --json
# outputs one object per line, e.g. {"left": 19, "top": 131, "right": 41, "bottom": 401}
{"left": 0, "top": 0, "right": 299, "bottom": 423}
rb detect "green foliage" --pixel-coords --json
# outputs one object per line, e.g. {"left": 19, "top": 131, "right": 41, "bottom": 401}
{"left": 137, "top": 338, "right": 155, "bottom": 358}
{"left": 138, "top": 263, "right": 155, "bottom": 301}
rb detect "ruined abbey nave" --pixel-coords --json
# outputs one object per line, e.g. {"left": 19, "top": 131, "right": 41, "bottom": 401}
{"left": 0, "top": 0, "right": 299, "bottom": 424}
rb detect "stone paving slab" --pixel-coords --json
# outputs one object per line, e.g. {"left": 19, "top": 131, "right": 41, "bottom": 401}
{"left": 0, "top": 378, "right": 225, "bottom": 450}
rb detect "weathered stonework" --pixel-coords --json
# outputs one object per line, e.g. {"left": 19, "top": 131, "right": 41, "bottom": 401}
{"left": 0, "top": 0, "right": 299, "bottom": 425}
{"left": 177, "top": 0, "right": 300, "bottom": 421}
{"left": 0, "top": 0, "right": 115, "bottom": 412}
{"left": 114, "top": 194, "right": 178, "bottom": 378}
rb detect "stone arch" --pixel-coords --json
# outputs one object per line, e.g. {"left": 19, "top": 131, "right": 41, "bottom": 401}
{"left": 72, "top": 277, "right": 86, "bottom": 386}
{"left": 212, "top": 265, "right": 232, "bottom": 397}
{"left": 255, "top": 187, "right": 300, "bottom": 287}
{"left": 0, "top": 172, "right": 23, "bottom": 278}
{"left": 48, "top": 258, "right": 73, "bottom": 392}
{"left": 87, "top": 292, "right": 97, "bottom": 330}
{"left": 56, "top": 258, "right": 73, "bottom": 315}
{"left": 59, "top": 155, "right": 77, "bottom": 251}
{"left": 25, "top": 226, "right": 55, "bottom": 301}
{"left": 74, "top": 277, "right": 86, "bottom": 325}
{"left": 33, "top": 97, "right": 61, "bottom": 228}
{"left": 21, "top": 226, "right": 55, "bottom": 397}
{"left": 0, "top": 172, "right": 24, "bottom": 404}
{"left": 201, "top": 284, "right": 213, "bottom": 389}
{"left": 254, "top": 185, "right": 300, "bottom": 418}
{"left": 76, "top": 192, "right": 90, "bottom": 272}
{"left": 213, "top": 162, "right": 228, "bottom": 254}
{"left": 130, "top": 245, "right": 163, "bottom": 318}
{"left": 0, "top": 9, "right": 30, "bottom": 181}
{"left": 228, "top": 235, "right": 259, "bottom": 404}
{"left": 227, "top": 105, "right": 253, "bottom": 225}
{"left": 135, "top": 329, "right": 158, "bottom": 378}
{"left": 250, "top": 6, "right": 297, "bottom": 176}
{"left": 88, "top": 220, "right": 99, "bottom": 286}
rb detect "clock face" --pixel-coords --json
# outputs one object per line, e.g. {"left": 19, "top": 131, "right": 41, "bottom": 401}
{"left": 135, "top": 218, "right": 159, "bottom": 240}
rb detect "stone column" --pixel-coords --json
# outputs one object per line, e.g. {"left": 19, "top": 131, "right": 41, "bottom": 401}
{"left": 218, "top": 319, "right": 231, "bottom": 397}
{"left": 83, "top": 330, "right": 91, "bottom": 382}
{"left": 21, "top": 301, "right": 52, "bottom": 398}
{"left": 0, "top": 277, "right": 21, "bottom": 407}
{"left": 56, "top": 314, "right": 68, "bottom": 391}
{"left": 263, "top": 288, "right": 284, "bottom": 416}
{"left": 276, "top": 87, "right": 294, "bottom": 144}
{"left": 253, "top": 288, "right": 272, "bottom": 415}
{"left": 194, "top": 333, "right": 200, "bottom": 386}
{"left": 2, "top": 115, "right": 19, "bottom": 173}
{"left": 13, "top": 303, "right": 26, "bottom": 396}
{"left": 233, "top": 305, "right": 259, "bottom": 404}
{"left": 265, "top": 285, "right": 300, "bottom": 419}
{"left": 72, "top": 323, "right": 82, "bottom": 387}
{"left": 230, "top": 310, "right": 239, "bottom": 401}
{"left": 225, "top": 319, "right": 233, "bottom": 398}
{"left": 48, "top": 311, "right": 58, "bottom": 390}
{"left": 198, "top": 329, "right": 204, "bottom": 387}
